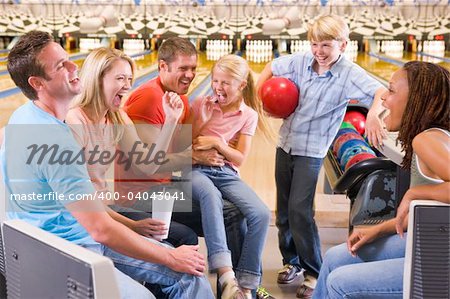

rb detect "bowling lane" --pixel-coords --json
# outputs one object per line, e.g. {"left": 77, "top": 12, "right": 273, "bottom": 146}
{"left": 0, "top": 51, "right": 159, "bottom": 127}
{"left": 0, "top": 56, "right": 8, "bottom": 70}
{"left": 189, "top": 52, "right": 272, "bottom": 101}
{"left": 186, "top": 52, "right": 214, "bottom": 98}
{"left": 245, "top": 55, "right": 270, "bottom": 73}
{"left": 355, "top": 53, "right": 400, "bottom": 82}
{"left": 401, "top": 52, "right": 450, "bottom": 70}
{"left": 129, "top": 51, "right": 159, "bottom": 73}
{"left": 374, "top": 51, "right": 450, "bottom": 71}
{"left": 357, "top": 51, "right": 450, "bottom": 81}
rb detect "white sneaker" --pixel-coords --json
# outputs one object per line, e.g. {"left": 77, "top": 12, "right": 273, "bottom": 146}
{"left": 221, "top": 278, "right": 245, "bottom": 299}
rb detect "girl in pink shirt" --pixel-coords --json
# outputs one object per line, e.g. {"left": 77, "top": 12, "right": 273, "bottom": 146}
{"left": 187, "top": 54, "right": 272, "bottom": 298}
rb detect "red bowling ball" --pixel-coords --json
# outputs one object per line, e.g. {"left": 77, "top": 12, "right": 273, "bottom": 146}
{"left": 259, "top": 77, "right": 299, "bottom": 118}
{"left": 343, "top": 110, "right": 366, "bottom": 135}
{"left": 345, "top": 152, "right": 377, "bottom": 170}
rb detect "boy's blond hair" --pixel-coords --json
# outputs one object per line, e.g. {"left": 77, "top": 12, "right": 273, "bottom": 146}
{"left": 307, "top": 14, "right": 349, "bottom": 42}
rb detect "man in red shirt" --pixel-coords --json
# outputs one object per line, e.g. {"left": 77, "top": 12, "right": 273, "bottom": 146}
{"left": 116, "top": 37, "right": 245, "bottom": 270}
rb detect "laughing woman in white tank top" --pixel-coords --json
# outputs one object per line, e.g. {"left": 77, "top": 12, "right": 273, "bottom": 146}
{"left": 313, "top": 61, "right": 449, "bottom": 299}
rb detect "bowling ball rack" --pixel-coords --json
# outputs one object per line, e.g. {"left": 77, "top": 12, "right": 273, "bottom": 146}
{"left": 324, "top": 149, "right": 410, "bottom": 230}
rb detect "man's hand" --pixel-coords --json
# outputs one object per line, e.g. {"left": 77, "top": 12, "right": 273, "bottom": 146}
{"left": 192, "top": 148, "right": 225, "bottom": 166}
{"left": 162, "top": 91, "right": 184, "bottom": 123}
{"left": 132, "top": 218, "right": 168, "bottom": 239}
{"left": 347, "top": 225, "right": 381, "bottom": 257}
{"left": 193, "top": 135, "right": 223, "bottom": 151}
{"left": 167, "top": 245, "right": 206, "bottom": 276}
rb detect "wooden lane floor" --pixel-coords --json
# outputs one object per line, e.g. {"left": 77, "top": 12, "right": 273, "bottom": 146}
{"left": 355, "top": 52, "right": 401, "bottom": 81}
{"left": 0, "top": 50, "right": 159, "bottom": 127}
{"left": 401, "top": 51, "right": 450, "bottom": 70}
{"left": 188, "top": 52, "right": 270, "bottom": 100}
{"left": 186, "top": 52, "right": 214, "bottom": 99}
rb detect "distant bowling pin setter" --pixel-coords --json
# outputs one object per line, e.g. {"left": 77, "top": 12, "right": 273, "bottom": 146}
{"left": 259, "top": 77, "right": 299, "bottom": 118}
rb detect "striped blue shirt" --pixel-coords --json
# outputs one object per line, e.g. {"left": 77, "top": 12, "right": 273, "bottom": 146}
{"left": 272, "top": 52, "right": 382, "bottom": 158}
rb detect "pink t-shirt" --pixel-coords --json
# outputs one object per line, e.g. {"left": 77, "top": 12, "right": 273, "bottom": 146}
{"left": 192, "top": 97, "right": 258, "bottom": 167}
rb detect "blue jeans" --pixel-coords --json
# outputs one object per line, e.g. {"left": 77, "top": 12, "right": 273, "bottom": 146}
{"left": 275, "top": 148, "right": 323, "bottom": 276}
{"left": 81, "top": 244, "right": 155, "bottom": 299}
{"left": 84, "top": 239, "right": 214, "bottom": 299}
{"left": 172, "top": 197, "right": 246, "bottom": 268}
{"left": 189, "top": 165, "right": 270, "bottom": 290}
{"left": 313, "top": 234, "right": 406, "bottom": 299}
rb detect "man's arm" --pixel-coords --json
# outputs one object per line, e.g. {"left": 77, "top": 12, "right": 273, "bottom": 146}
{"left": 133, "top": 111, "right": 225, "bottom": 169}
{"left": 119, "top": 93, "right": 184, "bottom": 176}
{"left": 133, "top": 120, "right": 192, "bottom": 172}
{"left": 67, "top": 198, "right": 206, "bottom": 276}
{"left": 193, "top": 134, "right": 252, "bottom": 167}
{"left": 192, "top": 148, "right": 225, "bottom": 167}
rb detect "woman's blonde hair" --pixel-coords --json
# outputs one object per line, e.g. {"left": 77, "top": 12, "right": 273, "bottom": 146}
{"left": 307, "top": 14, "right": 349, "bottom": 42}
{"left": 74, "top": 47, "right": 135, "bottom": 142}
{"left": 213, "top": 54, "right": 275, "bottom": 141}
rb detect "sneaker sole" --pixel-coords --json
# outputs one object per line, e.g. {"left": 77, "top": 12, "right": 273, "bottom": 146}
{"left": 277, "top": 271, "right": 304, "bottom": 284}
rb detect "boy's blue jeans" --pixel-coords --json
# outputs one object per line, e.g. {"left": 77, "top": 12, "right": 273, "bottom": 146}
{"left": 275, "top": 147, "right": 323, "bottom": 276}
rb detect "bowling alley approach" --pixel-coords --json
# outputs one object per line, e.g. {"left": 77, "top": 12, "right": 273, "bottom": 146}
{"left": 0, "top": 1, "right": 449, "bottom": 299}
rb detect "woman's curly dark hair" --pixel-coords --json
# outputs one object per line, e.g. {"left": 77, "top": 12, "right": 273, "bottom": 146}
{"left": 397, "top": 61, "right": 450, "bottom": 169}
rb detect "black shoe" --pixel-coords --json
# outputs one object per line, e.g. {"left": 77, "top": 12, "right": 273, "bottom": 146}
{"left": 277, "top": 264, "right": 304, "bottom": 284}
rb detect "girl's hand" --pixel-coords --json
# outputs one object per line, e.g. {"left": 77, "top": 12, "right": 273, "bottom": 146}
{"left": 199, "top": 95, "right": 216, "bottom": 123}
{"left": 347, "top": 225, "right": 381, "bottom": 257}
{"left": 162, "top": 91, "right": 184, "bottom": 123}
{"left": 132, "top": 218, "right": 168, "bottom": 239}
{"left": 193, "top": 135, "right": 223, "bottom": 151}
